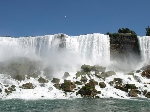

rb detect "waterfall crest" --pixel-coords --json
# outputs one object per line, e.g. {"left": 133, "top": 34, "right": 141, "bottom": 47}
{"left": 0, "top": 34, "right": 110, "bottom": 66}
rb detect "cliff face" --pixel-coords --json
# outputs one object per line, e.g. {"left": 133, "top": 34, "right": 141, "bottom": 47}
{"left": 110, "top": 34, "right": 141, "bottom": 61}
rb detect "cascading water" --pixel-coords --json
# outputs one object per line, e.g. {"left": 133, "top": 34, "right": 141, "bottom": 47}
{"left": 138, "top": 36, "right": 150, "bottom": 61}
{"left": 0, "top": 33, "right": 110, "bottom": 65}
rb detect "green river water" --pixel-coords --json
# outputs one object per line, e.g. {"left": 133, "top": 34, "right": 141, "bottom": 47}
{"left": 0, "top": 98, "right": 150, "bottom": 112}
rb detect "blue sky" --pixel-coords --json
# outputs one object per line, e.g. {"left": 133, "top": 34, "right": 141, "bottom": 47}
{"left": 0, "top": 0, "right": 150, "bottom": 37}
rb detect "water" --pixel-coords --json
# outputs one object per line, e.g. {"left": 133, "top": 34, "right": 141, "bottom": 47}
{"left": 0, "top": 98, "right": 150, "bottom": 112}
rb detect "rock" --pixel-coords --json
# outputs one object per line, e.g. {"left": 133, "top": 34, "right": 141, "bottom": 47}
{"left": 109, "top": 81, "right": 114, "bottom": 86}
{"left": 75, "top": 71, "right": 85, "bottom": 78}
{"left": 141, "top": 69, "right": 150, "bottom": 79}
{"left": 124, "top": 84, "right": 137, "bottom": 89}
{"left": 61, "top": 80, "right": 76, "bottom": 92}
{"left": 95, "top": 96, "right": 100, "bottom": 98}
{"left": 22, "top": 82, "right": 34, "bottom": 89}
{"left": 100, "top": 71, "right": 116, "bottom": 79}
{"left": 128, "top": 89, "right": 141, "bottom": 97}
{"left": 77, "top": 85, "right": 97, "bottom": 98}
{"left": 113, "top": 78, "right": 123, "bottom": 84}
{"left": 75, "top": 81, "right": 82, "bottom": 85}
{"left": 143, "top": 90, "right": 147, "bottom": 95}
{"left": 92, "top": 65, "right": 106, "bottom": 72}
{"left": 0, "top": 89, "right": 2, "bottom": 92}
{"left": 80, "top": 76, "right": 88, "bottom": 83}
{"left": 114, "top": 84, "right": 128, "bottom": 92}
{"left": 133, "top": 75, "right": 141, "bottom": 82}
{"left": 38, "top": 77, "right": 48, "bottom": 83}
{"left": 5, "top": 89, "right": 12, "bottom": 95}
{"left": 53, "top": 83, "right": 60, "bottom": 90}
{"left": 51, "top": 78, "right": 60, "bottom": 84}
{"left": 99, "top": 82, "right": 106, "bottom": 88}
{"left": 81, "top": 64, "right": 92, "bottom": 72}
{"left": 127, "top": 72, "right": 134, "bottom": 75}
{"left": 62, "top": 72, "right": 70, "bottom": 79}
{"left": 145, "top": 92, "right": 150, "bottom": 98}
{"left": 14, "top": 74, "right": 25, "bottom": 81}
{"left": 88, "top": 79, "right": 98, "bottom": 86}
{"left": 136, "top": 70, "right": 141, "bottom": 73}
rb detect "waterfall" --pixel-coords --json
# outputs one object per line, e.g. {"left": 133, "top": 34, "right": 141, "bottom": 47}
{"left": 138, "top": 36, "right": 150, "bottom": 61}
{"left": 0, "top": 33, "right": 110, "bottom": 66}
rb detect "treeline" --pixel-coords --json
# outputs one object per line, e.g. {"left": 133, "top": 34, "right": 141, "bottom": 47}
{"left": 107, "top": 26, "right": 150, "bottom": 37}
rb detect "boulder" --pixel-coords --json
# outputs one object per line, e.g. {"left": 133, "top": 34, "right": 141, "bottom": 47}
{"left": 77, "top": 85, "right": 97, "bottom": 98}
{"left": 22, "top": 82, "right": 34, "bottom": 89}
{"left": 5, "top": 89, "right": 12, "bottom": 95}
{"left": 0, "top": 89, "right": 2, "bottom": 92}
{"left": 62, "top": 72, "right": 70, "bottom": 79}
{"left": 88, "top": 79, "right": 98, "bottom": 86}
{"left": 81, "top": 64, "right": 92, "bottom": 72}
{"left": 92, "top": 65, "right": 106, "bottom": 72}
{"left": 100, "top": 71, "right": 116, "bottom": 79}
{"left": 53, "top": 83, "right": 60, "bottom": 90}
{"left": 127, "top": 72, "right": 134, "bottom": 75}
{"left": 75, "top": 81, "right": 82, "bottom": 85}
{"left": 141, "top": 70, "right": 150, "bottom": 78}
{"left": 143, "top": 90, "right": 147, "bottom": 95}
{"left": 80, "top": 76, "right": 88, "bottom": 83}
{"left": 51, "top": 78, "right": 60, "bottom": 84}
{"left": 75, "top": 71, "right": 85, "bottom": 78}
{"left": 61, "top": 80, "right": 76, "bottom": 92}
{"left": 128, "top": 89, "right": 141, "bottom": 97}
{"left": 113, "top": 78, "right": 123, "bottom": 84}
{"left": 114, "top": 84, "right": 128, "bottom": 92}
{"left": 99, "top": 82, "right": 106, "bottom": 88}
{"left": 145, "top": 92, "right": 150, "bottom": 98}
{"left": 124, "top": 84, "right": 137, "bottom": 89}
{"left": 38, "top": 77, "right": 48, "bottom": 83}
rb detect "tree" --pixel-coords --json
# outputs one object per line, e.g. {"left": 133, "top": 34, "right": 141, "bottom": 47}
{"left": 118, "top": 28, "right": 136, "bottom": 34}
{"left": 146, "top": 26, "right": 150, "bottom": 36}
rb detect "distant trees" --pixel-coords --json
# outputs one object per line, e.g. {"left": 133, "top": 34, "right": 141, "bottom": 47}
{"left": 118, "top": 28, "right": 136, "bottom": 35}
{"left": 146, "top": 26, "right": 150, "bottom": 36}
{"left": 106, "top": 28, "right": 136, "bottom": 37}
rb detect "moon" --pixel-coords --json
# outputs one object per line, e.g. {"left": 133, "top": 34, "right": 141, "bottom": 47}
{"left": 65, "top": 16, "right": 67, "bottom": 18}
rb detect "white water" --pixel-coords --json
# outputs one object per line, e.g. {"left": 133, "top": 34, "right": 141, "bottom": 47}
{"left": 0, "top": 34, "right": 150, "bottom": 99}
{"left": 138, "top": 36, "right": 150, "bottom": 61}
{"left": 0, "top": 33, "right": 110, "bottom": 64}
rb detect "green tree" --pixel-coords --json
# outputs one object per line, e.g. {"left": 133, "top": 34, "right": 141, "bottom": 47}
{"left": 146, "top": 26, "right": 150, "bottom": 36}
{"left": 118, "top": 28, "right": 136, "bottom": 34}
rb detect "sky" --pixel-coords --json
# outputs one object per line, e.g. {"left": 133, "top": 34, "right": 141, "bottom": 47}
{"left": 0, "top": 0, "right": 150, "bottom": 37}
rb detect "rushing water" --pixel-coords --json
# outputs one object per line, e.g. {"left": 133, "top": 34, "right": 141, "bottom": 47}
{"left": 0, "top": 98, "right": 150, "bottom": 112}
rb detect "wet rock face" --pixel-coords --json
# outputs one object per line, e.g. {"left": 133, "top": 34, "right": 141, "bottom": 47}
{"left": 110, "top": 35, "right": 141, "bottom": 61}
